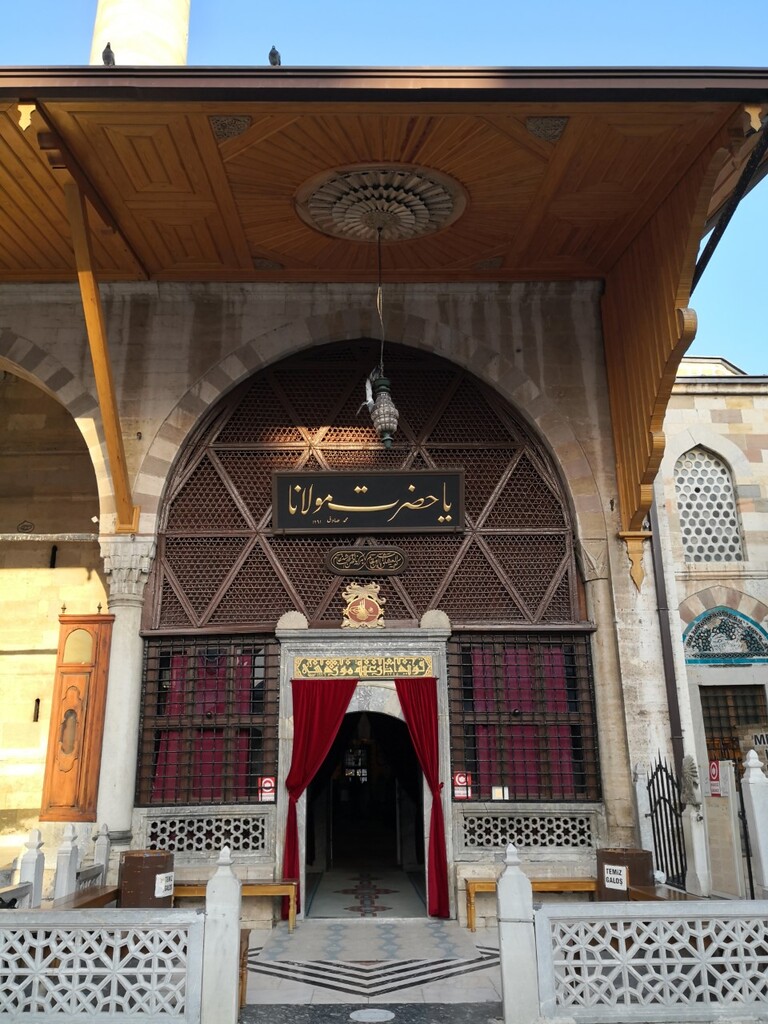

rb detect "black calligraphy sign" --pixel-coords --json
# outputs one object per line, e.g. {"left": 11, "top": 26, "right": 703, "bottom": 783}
{"left": 325, "top": 548, "right": 409, "bottom": 575}
{"left": 272, "top": 471, "right": 464, "bottom": 533}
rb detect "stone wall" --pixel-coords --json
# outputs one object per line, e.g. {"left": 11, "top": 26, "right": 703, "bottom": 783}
{"left": 659, "top": 369, "right": 768, "bottom": 790}
{"left": 0, "top": 279, "right": 663, "bottom": 865}
{"left": 0, "top": 372, "right": 107, "bottom": 866}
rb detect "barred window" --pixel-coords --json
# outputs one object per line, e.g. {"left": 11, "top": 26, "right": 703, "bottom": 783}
{"left": 674, "top": 447, "right": 744, "bottom": 562}
{"left": 136, "top": 636, "right": 279, "bottom": 806}
{"left": 700, "top": 683, "right": 768, "bottom": 772}
{"left": 447, "top": 633, "right": 600, "bottom": 802}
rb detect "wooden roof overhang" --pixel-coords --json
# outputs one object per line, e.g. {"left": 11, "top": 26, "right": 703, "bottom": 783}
{"left": 0, "top": 66, "right": 766, "bottom": 580}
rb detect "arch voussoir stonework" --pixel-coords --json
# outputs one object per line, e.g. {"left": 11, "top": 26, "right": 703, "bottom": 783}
{"left": 133, "top": 308, "right": 606, "bottom": 548}
{"left": 679, "top": 587, "right": 768, "bottom": 630}
{"left": 0, "top": 330, "right": 116, "bottom": 517}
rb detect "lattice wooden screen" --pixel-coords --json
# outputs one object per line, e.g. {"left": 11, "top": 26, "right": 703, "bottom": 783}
{"left": 146, "top": 341, "right": 582, "bottom": 632}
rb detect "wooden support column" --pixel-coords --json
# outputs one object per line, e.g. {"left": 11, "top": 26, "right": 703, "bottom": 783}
{"left": 63, "top": 182, "right": 139, "bottom": 533}
{"left": 601, "top": 119, "right": 739, "bottom": 588}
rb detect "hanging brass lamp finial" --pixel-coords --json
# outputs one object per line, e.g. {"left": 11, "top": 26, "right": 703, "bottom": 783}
{"left": 363, "top": 226, "right": 399, "bottom": 448}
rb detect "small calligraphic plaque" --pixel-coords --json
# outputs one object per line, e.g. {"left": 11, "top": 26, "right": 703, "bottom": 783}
{"left": 293, "top": 655, "right": 433, "bottom": 678}
{"left": 273, "top": 471, "right": 463, "bottom": 533}
{"left": 325, "top": 547, "right": 408, "bottom": 575}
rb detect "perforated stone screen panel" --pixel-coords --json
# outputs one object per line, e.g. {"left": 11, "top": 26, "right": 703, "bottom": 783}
{"left": 0, "top": 910, "right": 204, "bottom": 1020}
{"left": 537, "top": 903, "right": 768, "bottom": 1018}
{"left": 145, "top": 810, "right": 271, "bottom": 854}
{"left": 674, "top": 446, "right": 744, "bottom": 562}
{"left": 459, "top": 808, "right": 598, "bottom": 849}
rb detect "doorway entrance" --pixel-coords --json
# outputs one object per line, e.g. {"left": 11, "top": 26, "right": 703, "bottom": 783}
{"left": 305, "top": 711, "right": 426, "bottom": 917}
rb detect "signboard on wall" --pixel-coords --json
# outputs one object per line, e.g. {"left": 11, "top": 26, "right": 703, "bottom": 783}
{"left": 740, "top": 724, "right": 768, "bottom": 762}
{"left": 453, "top": 772, "right": 472, "bottom": 800}
{"left": 603, "top": 864, "right": 628, "bottom": 890}
{"left": 709, "top": 760, "right": 722, "bottom": 797}
{"left": 273, "top": 471, "right": 464, "bottom": 533}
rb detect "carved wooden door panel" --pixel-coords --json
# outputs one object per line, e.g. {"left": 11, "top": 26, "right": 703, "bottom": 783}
{"left": 40, "top": 614, "right": 114, "bottom": 821}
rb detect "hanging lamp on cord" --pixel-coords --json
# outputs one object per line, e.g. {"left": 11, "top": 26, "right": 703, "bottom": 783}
{"left": 361, "top": 225, "right": 399, "bottom": 448}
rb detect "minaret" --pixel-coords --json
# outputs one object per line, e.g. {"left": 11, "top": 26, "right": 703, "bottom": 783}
{"left": 89, "top": 0, "right": 191, "bottom": 66}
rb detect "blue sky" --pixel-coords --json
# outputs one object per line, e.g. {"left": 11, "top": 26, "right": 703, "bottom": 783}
{"left": 1, "top": 0, "right": 766, "bottom": 372}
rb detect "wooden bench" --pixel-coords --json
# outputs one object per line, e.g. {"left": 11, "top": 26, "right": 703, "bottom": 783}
{"left": 239, "top": 929, "right": 250, "bottom": 1008}
{"left": 173, "top": 880, "right": 297, "bottom": 933}
{"left": 52, "top": 884, "right": 120, "bottom": 910}
{"left": 464, "top": 876, "right": 597, "bottom": 931}
{"left": 628, "top": 884, "right": 699, "bottom": 901}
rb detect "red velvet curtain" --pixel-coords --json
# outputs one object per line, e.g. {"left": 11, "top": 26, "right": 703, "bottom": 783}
{"left": 281, "top": 678, "right": 356, "bottom": 912}
{"left": 395, "top": 677, "right": 449, "bottom": 918}
{"left": 470, "top": 648, "right": 537, "bottom": 798}
{"left": 471, "top": 648, "right": 496, "bottom": 798}
{"left": 151, "top": 654, "right": 186, "bottom": 803}
{"left": 542, "top": 646, "right": 576, "bottom": 798}
{"left": 151, "top": 651, "right": 253, "bottom": 802}
{"left": 503, "top": 648, "right": 538, "bottom": 799}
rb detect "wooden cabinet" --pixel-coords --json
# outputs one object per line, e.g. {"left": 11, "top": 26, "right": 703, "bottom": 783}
{"left": 40, "top": 614, "right": 114, "bottom": 821}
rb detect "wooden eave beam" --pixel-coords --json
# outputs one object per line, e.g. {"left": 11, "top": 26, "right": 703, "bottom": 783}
{"left": 63, "top": 181, "right": 139, "bottom": 534}
{"left": 601, "top": 108, "right": 748, "bottom": 587}
{"left": 3, "top": 65, "right": 768, "bottom": 104}
{"left": 34, "top": 101, "right": 148, "bottom": 279}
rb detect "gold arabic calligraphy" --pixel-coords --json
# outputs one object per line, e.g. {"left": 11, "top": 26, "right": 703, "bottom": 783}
{"left": 328, "top": 549, "right": 407, "bottom": 574}
{"left": 293, "top": 655, "right": 433, "bottom": 678}
{"left": 288, "top": 482, "right": 453, "bottom": 523}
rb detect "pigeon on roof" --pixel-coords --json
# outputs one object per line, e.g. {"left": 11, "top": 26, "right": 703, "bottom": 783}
{"left": 102, "top": 42, "right": 115, "bottom": 67}
{"left": 269, "top": 45, "right": 281, "bottom": 67}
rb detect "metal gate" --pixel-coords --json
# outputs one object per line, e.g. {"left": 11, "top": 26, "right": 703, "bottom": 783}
{"left": 647, "top": 755, "right": 687, "bottom": 889}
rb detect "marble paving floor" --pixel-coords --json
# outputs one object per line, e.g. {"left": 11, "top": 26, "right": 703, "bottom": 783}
{"left": 243, "top": 917, "right": 501, "bottom": 1009}
{"left": 239, "top": 1003, "right": 504, "bottom": 1024}
{"left": 241, "top": 865, "right": 501, "bottom": 1018}
{"left": 305, "top": 867, "right": 427, "bottom": 920}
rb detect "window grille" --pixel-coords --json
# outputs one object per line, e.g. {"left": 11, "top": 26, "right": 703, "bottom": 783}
{"left": 447, "top": 632, "right": 600, "bottom": 802}
{"left": 136, "top": 636, "right": 279, "bottom": 806}
{"left": 700, "top": 684, "right": 768, "bottom": 772}
{"left": 674, "top": 447, "right": 744, "bottom": 562}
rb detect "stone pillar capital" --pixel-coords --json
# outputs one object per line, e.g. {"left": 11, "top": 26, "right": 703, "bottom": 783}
{"left": 100, "top": 535, "right": 156, "bottom": 606}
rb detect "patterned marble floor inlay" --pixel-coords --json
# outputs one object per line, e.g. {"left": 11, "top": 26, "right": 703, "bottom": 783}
{"left": 307, "top": 868, "right": 425, "bottom": 919}
{"left": 260, "top": 918, "right": 478, "bottom": 961}
{"left": 247, "top": 944, "right": 500, "bottom": 997}
{"left": 336, "top": 872, "right": 396, "bottom": 916}
{"left": 247, "top": 919, "right": 501, "bottom": 1003}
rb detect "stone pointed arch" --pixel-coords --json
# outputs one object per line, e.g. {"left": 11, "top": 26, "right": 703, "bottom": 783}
{"left": 0, "top": 331, "right": 116, "bottom": 519}
{"left": 143, "top": 337, "right": 588, "bottom": 631}
{"left": 346, "top": 684, "right": 405, "bottom": 722}
{"left": 679, "top": 587, "right": 768, "bottom": 631}
{"left": 661, "top": 425, "right": 755, "bottom": 484}
{"left": 134, "top": 299, "right": 608, "bottom": 550}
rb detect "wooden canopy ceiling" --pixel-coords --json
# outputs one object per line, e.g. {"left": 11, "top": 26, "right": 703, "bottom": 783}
{"left": 0, "top": 67, "right": 766, "bottom": 578}
{"left": 0, "top": 67, "right": 765, "bottom": 283}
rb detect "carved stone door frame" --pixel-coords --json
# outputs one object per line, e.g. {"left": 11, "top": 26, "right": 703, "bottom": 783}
{"left": 275, "top": 622, "right": 454, "bottom": 919}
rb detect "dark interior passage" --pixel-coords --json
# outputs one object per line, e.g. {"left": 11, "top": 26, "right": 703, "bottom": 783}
{"left": 307, "top": 712, "right": 424, "bottom": 871}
